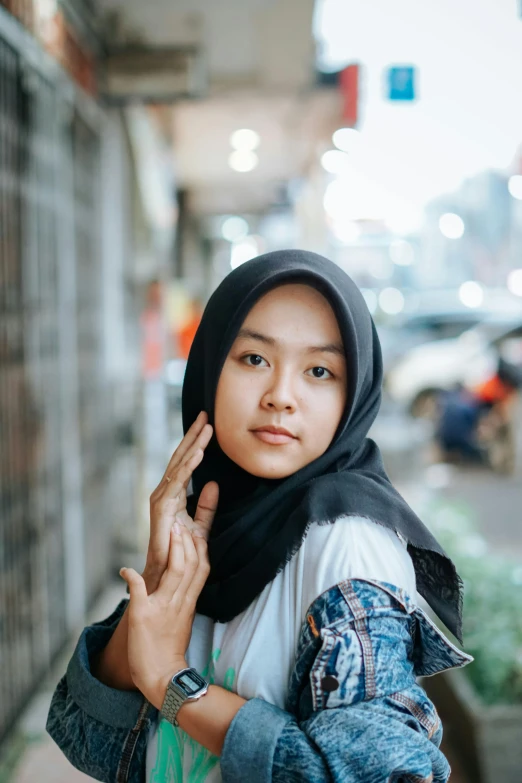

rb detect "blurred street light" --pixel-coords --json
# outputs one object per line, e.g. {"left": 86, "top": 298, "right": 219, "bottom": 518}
{"left": 508, "top": 175, "right": 522, "bottom": 200}
{"left": 228, "top": 150, "right": 258, "bottom": 173}
{"left": 507, "top": 268, "right": 522, "bottom": 297}
{"left": 385, "top": 205, "right": 422, "bottom": 236}
{"left": 221, "top": 216, "right": 249, "bottom": 242}
{"left": 230, "top": 236, "right": 259, "bottom": 269}
{"left": 321, "top": 149, "right": 350, "bottom": 174}
{"left": 439, "top": 213, "right": 465, "bottom": 239}
{"left": 389, "top": 239, "right": 414, "bottom": 266}
{"left": 324, "top": 177, "right": 386, "bottom": 222}
{"left": 330, "top": 220, "right": 360, "bottom": 243}
{"left": 332, "top": 127, "right": 361, "bottom": 153}
{"left": 379, "top": 287, "right": 405, "bottom": 315}
{"left": 459, "top": 281, "right": 484, "bottom": 308}
{"left": 230, "top": 129, "right": 260, "bottom": 151}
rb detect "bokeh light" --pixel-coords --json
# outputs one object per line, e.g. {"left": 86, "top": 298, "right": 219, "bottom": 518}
{"left": 320, "top": 149, "right": 350, "bottom": 174}
{"left": 229, "top": 128, "right": 260, "bottom": 151}
{"left": 332, "top": 127, "right": 361, "bottom": 153}
{"left": 379, "top": 287, "right": 405, "bottom": 315}
{"left": 459, "top": 280, "right": 484, "bottom": 308}
{"left": 221, "top": 216, "right": 249, "bottom": 242}
{"left": 389, "top": 240, "right": 415, "bottom": 266}
{"left": 330, "top": 220, "right": 361, "bottom": 243}
{"left": 507, "top": 269, "right": 522, "bottom": 297}
{"left": 228, "top": 150, "right": 258, "bottom": 173}
{"left": 230, "top": 236, "right": 259, "bottom": 269}
{"left": 439, "top": 213, "right": 465, "bottom": 239}
{"left": 508, "top": 175, "right": 522, "bottom": 200}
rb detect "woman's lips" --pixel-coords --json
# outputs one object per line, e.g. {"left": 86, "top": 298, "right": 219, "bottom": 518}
{"left": 251, "top": 429, "right": 296, "bottom": 445}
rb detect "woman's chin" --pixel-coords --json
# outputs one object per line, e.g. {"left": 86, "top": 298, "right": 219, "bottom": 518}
{"left": 218, "top": 437, "right": 306, "bottom": 479}
{"left": 234, "top": 455, "right": 302, "bottom": 480}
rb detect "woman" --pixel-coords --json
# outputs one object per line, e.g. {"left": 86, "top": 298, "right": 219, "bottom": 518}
{"left": 47, "top": 250, "right": 472, "bottom": 782}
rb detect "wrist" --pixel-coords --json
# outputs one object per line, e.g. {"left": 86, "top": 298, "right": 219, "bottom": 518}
{"left": 149, "top": 657, "right": 188, "bottom": 711}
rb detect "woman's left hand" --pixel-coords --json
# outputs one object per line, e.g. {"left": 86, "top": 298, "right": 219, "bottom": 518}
{"left": 120, "top": 521, "right": 212, "bottom": 710}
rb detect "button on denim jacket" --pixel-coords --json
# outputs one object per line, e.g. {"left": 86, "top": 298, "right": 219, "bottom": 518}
{"left": 46, "top": 578, "right": 472, "bottom": 783}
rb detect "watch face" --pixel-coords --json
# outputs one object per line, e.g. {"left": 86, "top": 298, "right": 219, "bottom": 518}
{"left": 174, "top": 669, "right": 206, "bottom": 696}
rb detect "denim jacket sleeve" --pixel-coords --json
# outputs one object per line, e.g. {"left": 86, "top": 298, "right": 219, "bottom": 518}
{"left": 221, "top": 578, "right": 473, "bottom": 783}
{"left": 46, "top": 599, "right": 157, "bottom": 783}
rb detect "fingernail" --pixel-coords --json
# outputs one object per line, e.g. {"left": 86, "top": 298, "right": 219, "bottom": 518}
{"left": 173, "top": 522, "right": 181, "bottom": 535}
{"left": 119, "top": 567, "right": 126, "bottom": 576}
{"left": 193, "top": 530, "right": 206, "bottom": 539}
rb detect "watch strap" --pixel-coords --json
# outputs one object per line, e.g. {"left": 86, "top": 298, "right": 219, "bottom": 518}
{"left": 161, "top": 668, "right": 209, "bottom": 727}
{"left": 161, "top": 679, "right": 188, "bottom": 727}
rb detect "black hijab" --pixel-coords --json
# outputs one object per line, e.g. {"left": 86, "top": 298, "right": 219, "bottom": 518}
{"left": 183, "top": 250, "right": 464, "bottom": 642}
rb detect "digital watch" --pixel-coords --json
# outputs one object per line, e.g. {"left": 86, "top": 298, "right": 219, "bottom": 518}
{"left": 161, "top": 667, "right": 209, "bottom": 726}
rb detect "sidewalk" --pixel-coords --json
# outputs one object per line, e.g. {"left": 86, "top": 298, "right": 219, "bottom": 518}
{"left": 10, "top": 739, "right": 93, "bottom": 783}
{"left": 7, "top": 583, "right": 127, "bottom": 783}
{"left": 5, "top": 415, "right": 183, "bottom": 782}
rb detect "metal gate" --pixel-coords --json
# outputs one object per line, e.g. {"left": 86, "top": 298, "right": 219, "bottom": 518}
{"left": 73, "top": 113, "right": 113, "bottom": 607}
{"left": 0, "top": 21, "right": 111, "bottom": 741}
{"left": 0, "top": 34, "right": 67, "bottom": 742}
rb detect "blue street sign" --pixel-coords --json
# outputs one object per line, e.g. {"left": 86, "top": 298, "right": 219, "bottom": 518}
{"left": 387, "top": 66, "right": 416, "bottom": 101}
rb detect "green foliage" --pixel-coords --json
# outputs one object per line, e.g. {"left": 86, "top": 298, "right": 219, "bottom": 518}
{"left": 427, "top": 500, "right": 522, "bottom": 706}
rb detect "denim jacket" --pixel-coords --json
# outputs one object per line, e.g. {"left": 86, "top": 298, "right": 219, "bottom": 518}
{"left": 46, "top": 578, "right": 472, "bottom": 783}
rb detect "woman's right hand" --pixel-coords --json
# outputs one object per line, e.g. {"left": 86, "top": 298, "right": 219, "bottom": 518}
{"left": 142, "top": 410, "right": 218, "bottom": 593}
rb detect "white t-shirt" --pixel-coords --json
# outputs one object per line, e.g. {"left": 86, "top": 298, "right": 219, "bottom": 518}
{"left": 146, "top": 515, "right": 416, "bottom": 783}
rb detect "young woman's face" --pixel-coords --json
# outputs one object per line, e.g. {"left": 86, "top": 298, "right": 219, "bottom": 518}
{"left": 214, "top": 283, "right": 347, "bottom": 479}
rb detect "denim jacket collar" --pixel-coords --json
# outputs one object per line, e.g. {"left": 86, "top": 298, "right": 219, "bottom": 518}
{"left": 302, "top": 577, "right": 471, "bottom": 677}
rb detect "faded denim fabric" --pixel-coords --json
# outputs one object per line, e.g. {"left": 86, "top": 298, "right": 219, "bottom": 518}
{"left": 47, "top": 601, "right": 157, "bottom": 783}
{"left": 47, "top": 579, "right": 472, "bottom": 783}
{"left": 221, "top": 579, "right": 472, "bottom": 782}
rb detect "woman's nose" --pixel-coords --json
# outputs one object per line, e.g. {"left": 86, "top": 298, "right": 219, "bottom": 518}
{"left": 261, "top": 373, "right": 297, "bottom": 412}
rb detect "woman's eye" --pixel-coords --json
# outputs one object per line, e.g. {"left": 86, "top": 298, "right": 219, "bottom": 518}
{"left": 306, "top": 366, "right": 332, "bottom": 379}
{"left": 244, "top": 354, "right": 268, "bottom": 367}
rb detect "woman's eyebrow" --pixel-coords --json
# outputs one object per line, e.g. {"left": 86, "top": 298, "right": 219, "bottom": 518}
{"left": 236, "top": 328, "right": 344, "bottom": 357}
{"left": 236, "top": 328, "right": 276, "bottom": 346}
{"left": 308, "top": 343, "right": 345, "bottom": 357}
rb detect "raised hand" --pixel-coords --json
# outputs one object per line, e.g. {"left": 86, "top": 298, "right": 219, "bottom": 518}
{"left": 91, "top": 412, "right": 218, "bottom": 694}
{"left": 120, "top": 521, "right": 213, "bottom": 708}
{"left": 142, "top": 411, "right": 218, "bottom": 592}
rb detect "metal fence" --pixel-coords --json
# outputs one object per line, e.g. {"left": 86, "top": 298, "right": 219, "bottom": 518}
{"left": 0, "top": 32, "right": 66, "bottom": 742}
{"left": 0, "top": 18, "right": 138, "bottom": 742}
{"left": 73, "top": 113, "right": 114, "bottom": 607}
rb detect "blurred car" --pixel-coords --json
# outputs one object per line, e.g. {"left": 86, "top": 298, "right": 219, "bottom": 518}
{"left": 385, "top": 316, "right": 522, "bottom": 417}
{"left": 377, "top": 308, "right": 490, "bottom": 372}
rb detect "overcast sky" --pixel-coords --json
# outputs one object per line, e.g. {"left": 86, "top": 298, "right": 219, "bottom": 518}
{"left": 314, "top": 0, "right": 522, "bottom": 213}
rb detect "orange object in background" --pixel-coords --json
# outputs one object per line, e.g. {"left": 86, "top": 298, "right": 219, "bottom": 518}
{"left": 176, "top": 299, "right": 202, "bottom": 359}
{"left": 177, "top": 314, "right": 200, "bottom": 359}
{"left": 474, "top": 375, "right": 516, "bottom": 405}
{"left": 141, "top": 281, "right": 164, "bottom": 380}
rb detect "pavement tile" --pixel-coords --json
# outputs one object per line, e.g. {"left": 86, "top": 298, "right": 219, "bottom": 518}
{"left": 12, "top": 738, "right": 94, "bottom": 782}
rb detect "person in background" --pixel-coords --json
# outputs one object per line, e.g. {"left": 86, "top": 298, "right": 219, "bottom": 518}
{"left": 435, "top": 357, "right": 521, "bottom": 467}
